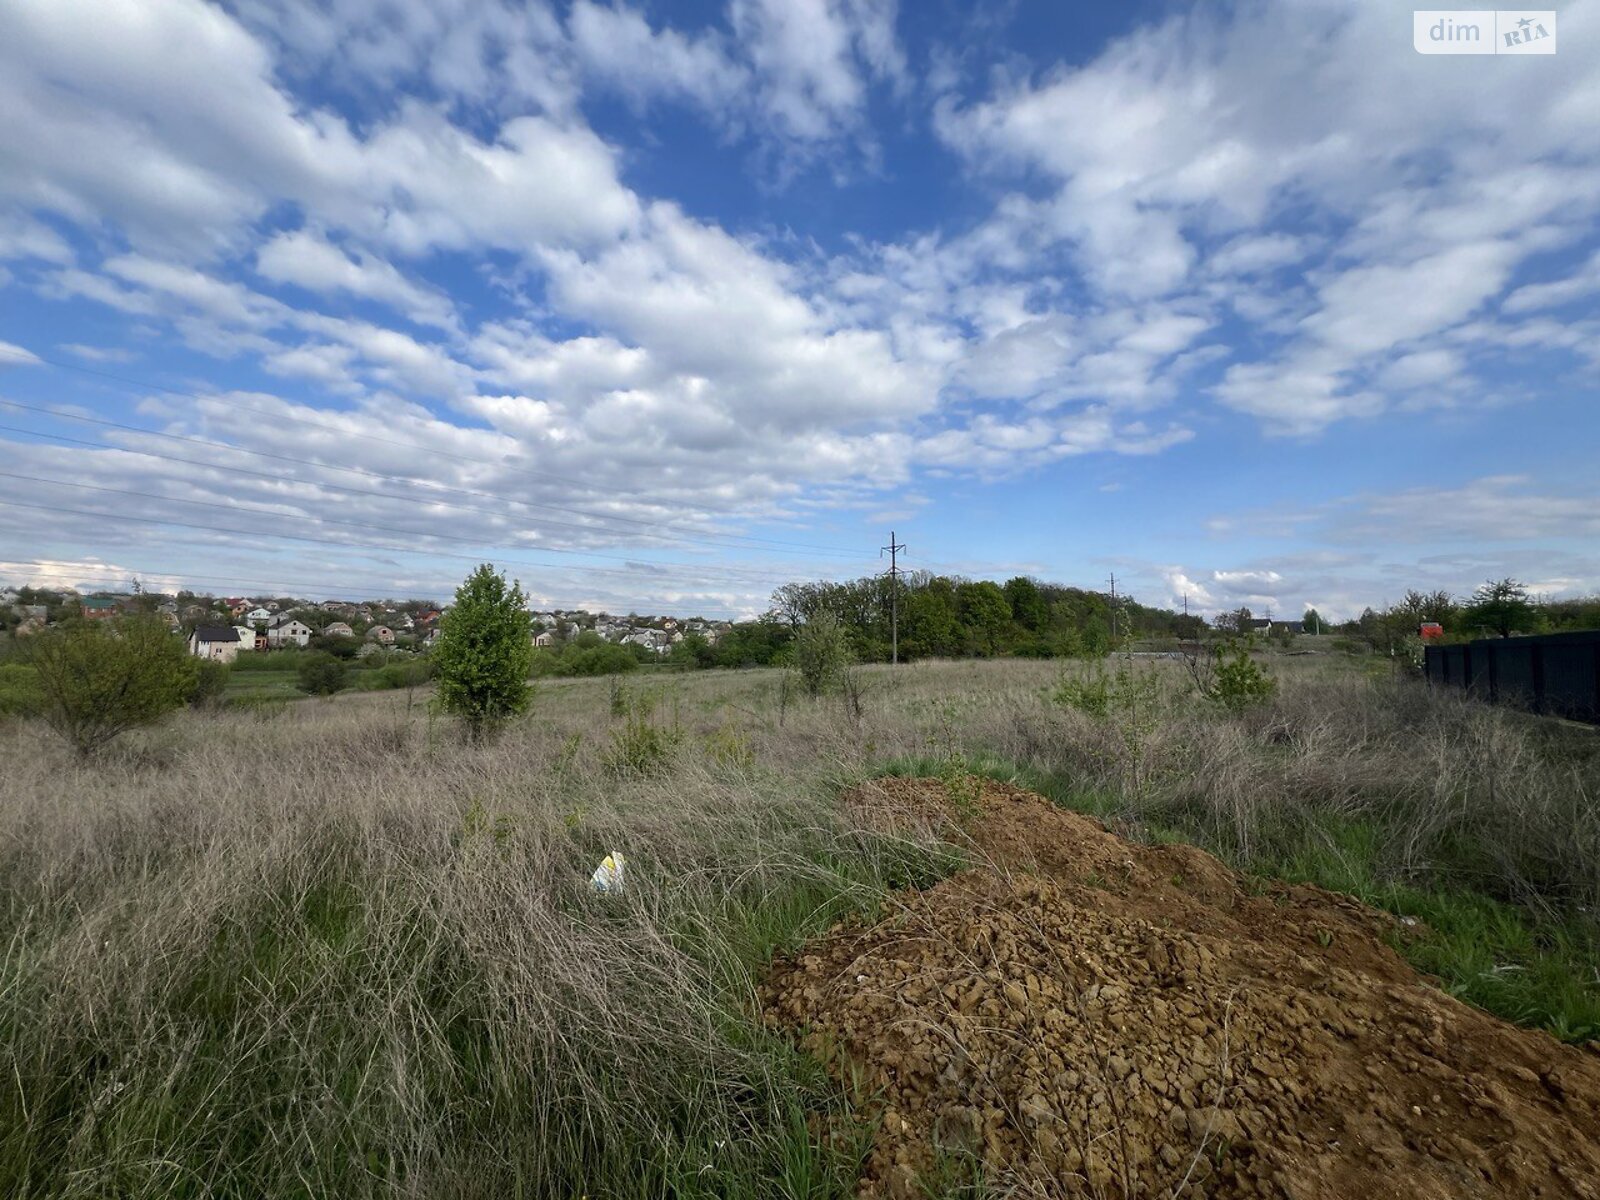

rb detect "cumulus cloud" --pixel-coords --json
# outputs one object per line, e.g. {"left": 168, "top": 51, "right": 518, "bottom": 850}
{"left": 1, "top": 0, "right": 1596, "bottom": 613}
{"left": 255, "top": 230, "right": 458, "bottom": 330}
{"left": 932, "top": 0, "right": 1600, "bottom": 433}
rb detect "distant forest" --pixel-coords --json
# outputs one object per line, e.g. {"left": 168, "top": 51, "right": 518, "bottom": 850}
{"left": 662, "top": 574, "right": 1600, "bottom": 671}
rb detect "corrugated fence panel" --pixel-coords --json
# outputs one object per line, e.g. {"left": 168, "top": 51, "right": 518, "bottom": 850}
{"left": 1424, "top": 631, "right": 1600, "bottom": 724}
{"left": 1544, "top": 642, "right": 1599, "bottom": 721}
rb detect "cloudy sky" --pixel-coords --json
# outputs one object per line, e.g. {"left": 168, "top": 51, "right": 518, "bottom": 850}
{"left": 1, "top": 0, "right": 1596, "bottom": 619}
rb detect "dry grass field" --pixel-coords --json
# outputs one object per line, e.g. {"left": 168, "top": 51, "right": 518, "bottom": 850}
{"left": 2, "top": 656, "right": 1597, "bottom": 1197}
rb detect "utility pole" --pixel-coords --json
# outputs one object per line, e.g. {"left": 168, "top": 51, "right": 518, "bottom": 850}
{"left": 881, "top": 530, "right": 906, "bottom": 665}
{"left": 1107, "top": 571, "right": 1118, "bottom": 649}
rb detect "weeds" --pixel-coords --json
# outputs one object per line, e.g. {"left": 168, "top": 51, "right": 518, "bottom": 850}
{"left": 603, "top": 689, "right": 685, "bottom": 777}
{"left": 0, "top": 655, "right": 1596, "bottom": 1198}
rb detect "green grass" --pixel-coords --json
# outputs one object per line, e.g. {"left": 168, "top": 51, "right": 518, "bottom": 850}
{"left": 876, "top": 754, "right": 1600, "bottom": 1044}
{"left": 0, "top": 789, "right": 960, "bottom": 1200}
{"left": 1273, "top": 821, "right": 1600, "bottom": 1042}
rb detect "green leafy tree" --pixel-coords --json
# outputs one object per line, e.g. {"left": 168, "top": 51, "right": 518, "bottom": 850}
{"left": 901, "top": 578, "right": 962, "bottom": 660}
{"left": 793, "top": 610, "right": 853, "bottom": 696}
{"left": 434, "top": 564, "right": 534, "bottom": 740}
{"left": 1302, "top": 607, "right": 1325, "bottom": 635}
{"left": 27, "top": 616, "right": 197, "bottom": 757}
{"left": 956, "top": 580, "right": 1011, "bottom": 655}
{"left": 1003, "top": 576, "right": 1049, "bottom": 632}
{"left": 1467, "top": 578, "right": 1533, "bottom": 638}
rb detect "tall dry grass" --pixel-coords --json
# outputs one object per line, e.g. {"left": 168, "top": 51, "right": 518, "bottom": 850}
{"left": 0, "top": 655, "right": 1595, "bottom": 1195}
{"left": 0, "top": 682, "right": 949, "bottom": 1198}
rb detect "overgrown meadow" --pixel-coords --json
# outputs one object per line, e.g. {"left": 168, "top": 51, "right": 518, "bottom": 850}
{"left": 1, "top": 655, "right": 1596, "bottom": 1197}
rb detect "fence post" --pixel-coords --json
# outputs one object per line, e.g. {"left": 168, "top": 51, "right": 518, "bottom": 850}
{"left": 1531, "top": 643, "right": 1546, "bottom": 714}
{"left": 1487, "top": 642, "right": 1498, "bottom": 704}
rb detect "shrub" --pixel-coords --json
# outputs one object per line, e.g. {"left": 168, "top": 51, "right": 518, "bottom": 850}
{"left": 189, "top": 659, "right": 231, "bottom": 709}
{"left": 315, "top": 634, "right": 361, "bottom": 660}
{"left": 1208, "top": 644, "right": 1276, "bottom": 711}
{"left": 0, "top": 662, "right": 41, "bottom": 718}
{"left": 297, "top": 653, "right": 348, "bottom": 696}
{"left": 354, "top": 659, "right": 434, "bottom": 691}
{"left": 433, "top": 564, "right": 534, "bottom": 741}
{"left": 538, "top": 644, "right": 639, "bottom": 678}
{"left": 26, "top": 617, "right": 197, "bottom": 757}
{"left": 1052, "top": 665, "right": 1111, "bottom": 717}
{"left": 793, "top": 611, "right": 852, "bottom": 697}
{"left": 603, "top": 692, "right": 682, "bottom": 777}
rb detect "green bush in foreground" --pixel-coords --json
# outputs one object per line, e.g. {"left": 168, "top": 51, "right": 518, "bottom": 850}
{"left": 433, "top": 564, "right": 533, "bottom": 741}
{"left": 26, "top": 617, "right": 196, "bottom": 756}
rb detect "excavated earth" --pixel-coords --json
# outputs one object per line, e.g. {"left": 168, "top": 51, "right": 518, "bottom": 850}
{"left": 760, "top": 777, "right": 1600, "bottom": 1199}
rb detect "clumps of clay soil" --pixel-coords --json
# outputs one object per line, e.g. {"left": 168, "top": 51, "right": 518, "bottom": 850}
{"left": 761, "top": 777, "right": 1600, "bottom": 1199}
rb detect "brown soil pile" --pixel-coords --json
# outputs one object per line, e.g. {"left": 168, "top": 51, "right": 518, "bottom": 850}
{"left": 761, "top": 777, "right": 1600, "bottom": 1199}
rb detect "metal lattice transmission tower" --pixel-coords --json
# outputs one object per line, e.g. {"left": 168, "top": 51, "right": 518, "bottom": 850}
{"left": 881, "top": 531, "right": 907, "bottom": 665}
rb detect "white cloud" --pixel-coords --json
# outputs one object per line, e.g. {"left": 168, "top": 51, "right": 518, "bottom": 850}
{"left": 1503, "top": 248, "right": 1600, "bottom": 314}
{"left": 932, "top": 0, "right": 1600, "bottom": 433}
{"left": 59, "top": 343, "right": 138, "bottom": 364}
{"left": 729, "top": 0, "right": 903, "bottom": 151}
{"left": 568, "top": 2, "right": 748, "bottom": 111}
{"left": 0, "top": 340, "right": 41, "bottom": 367}
{"left": 1300, "top": 241, "right": 1520, "bottom": 357}
{"left": 255, "top": 229, "right": 458, "bottom": 330}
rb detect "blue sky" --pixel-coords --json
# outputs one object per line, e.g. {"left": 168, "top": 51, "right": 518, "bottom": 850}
{"left": 1, "top": 0, "right": 1597, "bottom": 619}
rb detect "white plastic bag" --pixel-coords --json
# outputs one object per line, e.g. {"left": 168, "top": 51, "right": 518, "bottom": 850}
{"left": 590, "top": 850, "right": 626, "bottom": 893}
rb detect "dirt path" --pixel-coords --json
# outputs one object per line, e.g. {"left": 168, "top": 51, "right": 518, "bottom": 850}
{"left": 761, "top": 777, "right": 1600, "bottom": 1198}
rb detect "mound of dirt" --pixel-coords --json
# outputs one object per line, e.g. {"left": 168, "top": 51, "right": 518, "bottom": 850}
{"left": 761, "top": 777, "right": 1600, "bottom": 1199}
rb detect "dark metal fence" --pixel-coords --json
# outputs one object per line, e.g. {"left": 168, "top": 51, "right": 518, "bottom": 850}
{"left": 1424, "top": 630, "right": 1600, "bottom": 723}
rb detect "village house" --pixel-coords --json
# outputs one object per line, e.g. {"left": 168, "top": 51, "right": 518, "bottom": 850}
{"left": 623, "top": 630, "right": 668, "bottom": 653}
{"left": 189, "top": 625, "right": 242, "bottom": 663}
{"left": 533, "top": 631, "right": 555, "bottom": 648}
{"left": 81, "top": 597, "right": 120, "bottom": 621}
{"left": 232, "top": 625, "right": 262, "bottom": 651}
{"left": 245, "top": 607, "right": 273, "bottom": 624}
{"left": 323, "top": 621, "right": 355, "bottom": 638}
{"left": 265, "top": 614, "right": 313, "bottom": 649}
{"left": 226, "top": 598, "right": 249, "bottom": 619}
{"left": 367, "top": 625, "right": 395, "bottom": 645}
